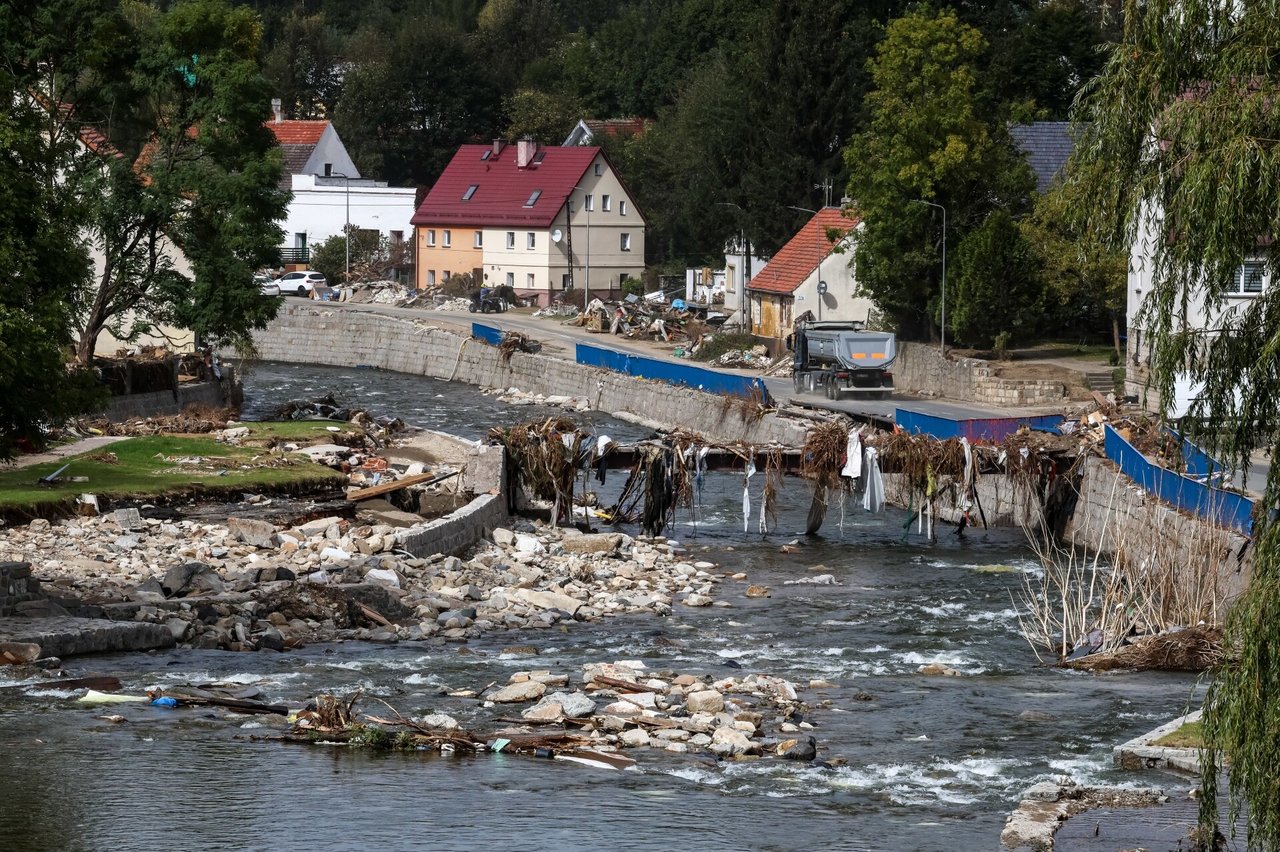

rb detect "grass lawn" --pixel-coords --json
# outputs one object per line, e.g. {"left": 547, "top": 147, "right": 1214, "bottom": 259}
{"left": 1153, "top": 719, "right": 1204, "bottom": 749}
{"left": 0, "top": 434, "right": 345, "bottom": 512}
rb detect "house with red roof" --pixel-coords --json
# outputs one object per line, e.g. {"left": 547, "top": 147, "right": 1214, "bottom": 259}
{"left": 265, "top": 106, "right": 416, "bottom": 272}
{"left": 411, "top": 139, "right": 645, "bottom": 304}
{"left": 748, "top": 207, "right": 872, "bottom": 341}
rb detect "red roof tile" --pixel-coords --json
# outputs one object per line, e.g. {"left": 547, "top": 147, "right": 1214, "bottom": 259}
{"left": 265, "top": 119, "right": 328, "bottom": 146}
{"left": 750, "top": 208, "right": 859, "bottom": 295}
{"left": 411, "top": 144, "right": 601, "bottom": 228}
{"left": 584, "top": 118, "right": 650, "bottom": 138}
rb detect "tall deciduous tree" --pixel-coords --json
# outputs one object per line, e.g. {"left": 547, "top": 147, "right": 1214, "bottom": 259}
{"left": 261, "top": 7, "right": 343, "bottom": 120}
{"left": 949, "top": 210, "right": 1042, "bottom": 348}
{"left": 335, "top": 21, "right": 499, "bottom": 187}
{"left": 1071, "top": 1, "right": 1280, "bottom": 844}
{"left": 70, "top": 0, "right": 287, "bottom": 364}
{"left": 843, "top": 8, "right": 1034, "bottom": 339}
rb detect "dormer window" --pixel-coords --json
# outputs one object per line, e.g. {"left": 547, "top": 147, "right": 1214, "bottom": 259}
{"left": 524, "top": 189, "right": 542, "bottom": 207}
{"left": 324, "top": 163, "right": 333, "bottom": 176}
{"left": 462, "top": 185, "right": 478, "bottom": 201}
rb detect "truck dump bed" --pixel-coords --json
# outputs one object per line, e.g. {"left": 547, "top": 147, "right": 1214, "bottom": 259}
{"left": 803, "top": 327, "right": 897, "bottom": 370}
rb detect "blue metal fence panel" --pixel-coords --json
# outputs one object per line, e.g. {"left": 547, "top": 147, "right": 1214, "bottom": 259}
{"left": 575, "top": 343, "right": 773, "bottom": 404}
{"left": 1104, "top": 425, "right": 1253, "bottom": 535}
{"left": 1168, "top": 429, "right": 1223, "bottom": 480}
{"left": 895, "top": 409, "right": 1064, "bottom": 442}
{"left": 471, "top": 323, "right": 504, "bottom": 346}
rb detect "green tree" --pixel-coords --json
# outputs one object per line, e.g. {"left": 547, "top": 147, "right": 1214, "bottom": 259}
{"left": 472, "top": 0, "right": 565, "bottom": 91}
{"left": 335, "top": 21, "right": 500, "bottom": 186}
{"left": 844, "top": 8, "right": 1034, "bottom": 339}
{"left": 949, "top": 210, "right": 1042, "bottom": 348}
{"left": 1020, "top": 179, "right": 1126, "bottom": 352}
{"left": 1071, "top": 1, "right": 1280, "bottom": 845}
{"left": 310, "top": 229, "right": 409, "bottom": 284}
{"left": 502, "top": 88, "right": 581, "bottom": 145}
{"left": 69, "top": 0, "right": 287, "bottom": 364}
{"left": 261, "top": 6, "right": 343, "bottom": 120}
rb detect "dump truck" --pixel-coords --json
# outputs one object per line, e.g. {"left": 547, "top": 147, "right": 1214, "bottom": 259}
{"left": 788, "top": 320, "right": 897, "bottom": 399}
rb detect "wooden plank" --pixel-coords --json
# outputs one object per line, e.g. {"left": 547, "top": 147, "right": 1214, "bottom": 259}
{"left": 345, "top": 472, "right": 437, "bottom": 502}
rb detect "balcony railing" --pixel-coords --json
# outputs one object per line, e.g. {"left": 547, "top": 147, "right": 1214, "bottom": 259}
{"left": 280, "top": 247, "right": 310, "bottom": 265}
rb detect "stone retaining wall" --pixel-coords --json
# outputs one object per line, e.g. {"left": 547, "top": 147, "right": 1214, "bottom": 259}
{"left": 0, "top": 562, "right": 40, "bottom": 617}
{"left": 98, "top": 369, "right": 237, "bottom": 421}
{"left": 894, "top": 342, "right": 1068, "bottom": 406}
{"left": 1062, "top": 455, "right": 1251, "bottom": 598}
{"left": 244, "top": 304, "right": 808, "bottom": 447}
{"left": 400, "top": 493, "right": 509, "bottom": 558}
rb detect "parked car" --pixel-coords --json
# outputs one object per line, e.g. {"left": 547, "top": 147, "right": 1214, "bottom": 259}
{"left": 277, "top": 270, "right": 327, "bottom": 297}
{"left": 256, "top": 274, "right": 281, "bottom": 297}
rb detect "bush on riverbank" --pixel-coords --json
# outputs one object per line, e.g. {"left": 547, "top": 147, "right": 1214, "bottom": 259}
{"left": 691, "top": 332, "right": 756, "bottom": 362}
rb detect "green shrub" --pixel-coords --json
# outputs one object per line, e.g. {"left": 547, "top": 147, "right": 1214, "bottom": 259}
{"left": 692, "top": 332, "right": 757, "bottom": 361}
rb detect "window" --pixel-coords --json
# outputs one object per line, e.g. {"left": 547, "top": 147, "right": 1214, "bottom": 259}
{"left": 527, "top": 273, "right": 535, "bottom": 289}
{"left": 390, "top": 231, "right": 404, "bottom": 246}
{"left": 585, "top": 194, "right": 594, "bottom": 212}
{"left": 619, "top": 200, "right": 628, "bottom": 216}
{"left": 533, "top": 150, "right": 547, "bottom": 164}
{"left": 462, "top": 185, "right": 478, "bottom": 201}
{"left": 506, "top": 272, "right": 515, "bottom": 287}
{"left": 619, "top": 274, "right": 627, "bottom": 288}
{"left": 602, "top": 194, "right": 611, "bottom": 212}
{"left": 481, "top": 149, "right": 491, "bottom": 161}
{"left": 427, "top": 270, "right": 437, "bottom": 287}
{"left": 426, "top": 229, "right": 436, "bottom": 247}
{"left": 324, "top": 163, "right": 332, "bottom": 177}
{"left": 526, "top": 232, "right": 535, "bottom": 250}
{"left": 524, "top": 189, "right": 542, "bottom": 207}
{"left": 474, "top": 231, "right": 483, "bottom": 248}
{"left": 562, "top": 274, "right": 572, "bottom": 290}
{"left": 1231, "top": 261, "right": 1265, "bottom": 295}
{"left": 620, "top": 233, "right": 632, "bottom": 252}
{"left": 443, "top": 230, "right": 452, "bottom": 248}
{"left": 506, "top": 231, "right": 515, "bottom": 249}
{"left": 594, "top": 163, "right": 603, "bottom": 176}
{"left": 443, "top": 269, "right": 451, "bottom": 281}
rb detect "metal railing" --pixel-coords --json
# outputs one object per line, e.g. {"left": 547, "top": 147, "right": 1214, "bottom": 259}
{"left": 280, "top": 247, "right": 310, "bottom": 265}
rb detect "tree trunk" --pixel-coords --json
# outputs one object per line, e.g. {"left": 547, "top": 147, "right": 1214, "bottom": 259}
{"left": 1111, "top": 312, "right": 1122, "bottom": 358}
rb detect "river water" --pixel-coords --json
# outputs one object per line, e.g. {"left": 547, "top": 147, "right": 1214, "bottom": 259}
{"left": 0, "top": 363, "right": 1199, "bottom": 851}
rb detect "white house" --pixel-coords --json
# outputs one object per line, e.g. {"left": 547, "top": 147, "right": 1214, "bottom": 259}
{"left": 265, "top": 112, "right": 416, "bottom": 268}
{"left": 1127, "top": 205, "right": 1265, "bottom": 415}
{"left": 747, "top": 207, "right": 872, "bottom": 342}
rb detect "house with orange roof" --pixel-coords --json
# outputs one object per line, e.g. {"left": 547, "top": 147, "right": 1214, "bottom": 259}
{"left": 563, "top": 118, "right": 650, "bottom": 146}
{"left": 411, "top": 139, "right": 645, "bottom": 304}
{"left": 748, "top": 207, "right": 872, "bottom": 341}
{"left": 266, "top": 104, "right": 416, "bottom": 275}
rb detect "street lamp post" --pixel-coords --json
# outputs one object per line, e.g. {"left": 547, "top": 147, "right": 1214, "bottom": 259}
{"left": 787, "top": 205, "right": 826, "bottom": 322}
{"left": 716, "top": 201, "right": 753, "bottom": 333}
{"left": 912, "top": 199, "right": 947, "bottom": 353}
{"left": 331, "top": 172, "right": 352, "bottom": 284}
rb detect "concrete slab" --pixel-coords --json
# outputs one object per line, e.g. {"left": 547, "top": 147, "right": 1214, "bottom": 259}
{"left": 1114, "top": 709, "right": 1202, "bottom": 774}
{"left": 0, "top": 616, "right": 175, "bottom": 658}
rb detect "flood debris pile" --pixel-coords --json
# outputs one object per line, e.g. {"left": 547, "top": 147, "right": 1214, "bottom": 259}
{"left": 281, "top": 659, "right": 823, "bottom": 766}
{"left": 566, "top": 296, "right": 731, "bottom": 349}
{"left": 74, "top": 406, "right": 241, "bottom": 437}
{"left": 1, "top": 510, "right": 725, "bottom": 651}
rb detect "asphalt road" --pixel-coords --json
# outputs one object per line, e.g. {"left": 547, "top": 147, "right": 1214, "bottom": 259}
{"left": 306, "top": 296, "right": 1068, "bottom": 424}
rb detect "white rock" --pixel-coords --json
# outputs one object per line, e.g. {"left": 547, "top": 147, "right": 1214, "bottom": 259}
{"left": 487, "top": 681, "right": 547, "bottom": 703}
{"left": 685, "top": 690, "right": 725, "bottom": 714}
{"left": 320, "top": 546, "right": 351, "bottom": 562}
{"left": 681, "top": 594, "right": 713, "bottom": 607}
{"left": 417, "top": 713, "right": 459, "bottom": 729}
{"left": 493, "top": 528, "right": 516, "bottom": 547}
{"left": 364, "top": 567, "right": 400, "bottom": 588}
{"left": 619, "top": 728, "right": 651, "bottom": 748}
{"left": 711, "top": 726, "right": 758, "bottom": 756}
{"left": 515, "top": 535, "right": 545, "bottom": 554}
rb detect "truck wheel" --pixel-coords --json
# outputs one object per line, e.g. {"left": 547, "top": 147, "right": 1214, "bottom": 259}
{"left": 803, "top": 373, "right": 816, "bottom": 394}
{"left": 793, "top": 373, "right": 804, "bottom": 393}
{"left": 826, "top": 379, "right": 837, "bottom": 400}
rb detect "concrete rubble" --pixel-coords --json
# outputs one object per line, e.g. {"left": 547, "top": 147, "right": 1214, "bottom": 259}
{"left": 0, "top": 513, "right": 727, "bottom": 654}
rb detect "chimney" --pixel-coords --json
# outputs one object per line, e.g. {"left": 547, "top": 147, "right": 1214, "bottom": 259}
{"left": 517, "top": 137, "right": 536, "bottom": 169}
{"left": 492, "top": 138, "right": 504, "bottom": 157}
{"left": 271, "top": 98, "right": 283, "bottom": 123}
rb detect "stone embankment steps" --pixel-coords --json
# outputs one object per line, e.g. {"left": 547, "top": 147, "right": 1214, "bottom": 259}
{"left": 1084, "top": 369, "right": 1115, "bottom": 393}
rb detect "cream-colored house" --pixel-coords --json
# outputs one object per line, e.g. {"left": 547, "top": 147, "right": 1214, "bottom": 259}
{"left": 412, "top": 140, "right": 645, "bottom": 305}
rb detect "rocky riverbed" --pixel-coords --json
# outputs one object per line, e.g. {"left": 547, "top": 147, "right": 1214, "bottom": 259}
{"left": 0, "top": 509, "right": 734, "bottom": 655}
